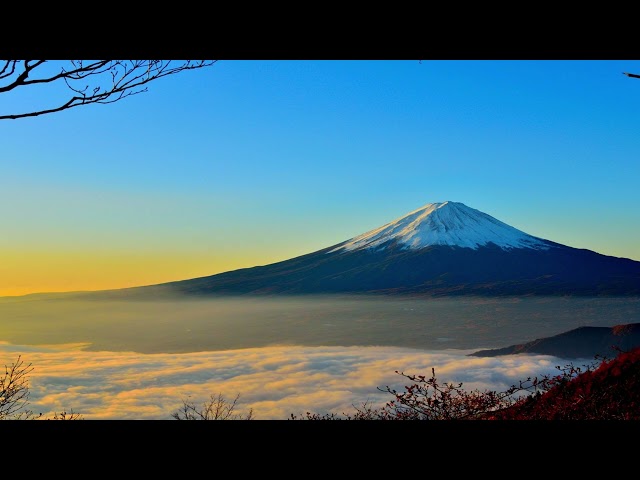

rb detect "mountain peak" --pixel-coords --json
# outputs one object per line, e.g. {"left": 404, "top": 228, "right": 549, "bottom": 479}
{"left": 330, "top": 201, "right": 551, "bottom": 253}
{"left": 105, "top": 199, "right": 640, "bottom": 298}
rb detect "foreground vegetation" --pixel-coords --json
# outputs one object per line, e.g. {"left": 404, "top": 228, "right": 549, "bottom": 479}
{"left": 0, "top": 356, "right": 83, "bottom": 420}
{"left": 2, "top": 346, "right": 639, "bottom": 420}
{"left": 294, "top": 346, "right": 640, "bottom": 420}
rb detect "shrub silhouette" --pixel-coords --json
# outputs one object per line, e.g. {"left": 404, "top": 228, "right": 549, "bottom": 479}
{"left": 488, "top": 346, "right": 640, "bottom": 420}
{"left": 172, "top": 392, "right": 254, "bottom": 420}
{"left": 5, "top": 347, "right": 640, "bottom": 420}
{"left": 293, "top": 347, "right": 639, "bottom": 420}
{"left": 0, "top": 355, "right": 83, "bottom": 420}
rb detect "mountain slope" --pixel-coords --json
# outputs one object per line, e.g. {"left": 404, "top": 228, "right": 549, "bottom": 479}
{"left": 469, "top": 323, "right": 640, "bottom": 359}
{"left": 488, "top": 346, "right": 640, "bottom": 420}
{"left": 105, "top": 201, "right": 640, "bottom": 298}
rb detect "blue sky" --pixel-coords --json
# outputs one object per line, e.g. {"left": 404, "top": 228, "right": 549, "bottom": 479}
{"left": 2, "top": 60, "right": 639, "bottom": 295}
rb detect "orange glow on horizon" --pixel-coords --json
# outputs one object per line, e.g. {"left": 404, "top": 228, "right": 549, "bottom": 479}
{"left": 0, "top": 250, "right": 289, "bottom": 297}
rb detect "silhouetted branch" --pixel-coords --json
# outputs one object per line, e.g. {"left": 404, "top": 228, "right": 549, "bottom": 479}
{"left": 172, "top": 392, "right": 254, "bottom": 420}
{"left": 0, "top": 60, "right": 217, "bottom": 120}
{"left": 0, "top": 355, "right": 85, "bottom": 419}
{"left": 0, "top": 355, "right": 39, "bottom": 419}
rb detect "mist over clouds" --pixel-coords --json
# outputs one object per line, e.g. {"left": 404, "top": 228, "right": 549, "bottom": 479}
{"left": 1, "top": 295, "right": 638, "bottom": 354}
{"left": 0, "top": 295, "right": 629, "bottom": 419}
{"left": 0, "top": 342, "right": 584, "bottom": 420}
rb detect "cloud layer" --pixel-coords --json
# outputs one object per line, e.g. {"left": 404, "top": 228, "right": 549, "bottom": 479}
{"left": 0, "top": 341, "right": 587, "bottom": 420}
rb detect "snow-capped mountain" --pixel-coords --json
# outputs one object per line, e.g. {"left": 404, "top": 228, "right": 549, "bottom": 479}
{"left": 105, "top": 201, "right": 640, "bottom": 298}
{"left": 330, "top": 201, "right": 551, "bottom": 252}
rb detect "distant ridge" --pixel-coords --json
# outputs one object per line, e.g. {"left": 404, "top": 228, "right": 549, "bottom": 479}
{"left": 469, "top": 323, "right": 640, "bottom": 359}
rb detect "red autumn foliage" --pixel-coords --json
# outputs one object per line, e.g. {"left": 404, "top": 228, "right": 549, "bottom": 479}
{"left": 489, "top": 346, "right": 640, "bottom": 420}
{"left": 293, "top": 346, "right": 640, "bottom": 420}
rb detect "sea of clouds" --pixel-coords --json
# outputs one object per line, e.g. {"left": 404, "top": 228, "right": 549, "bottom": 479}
{"left": 0, "top": 341, "right": 588, "bottom": 420}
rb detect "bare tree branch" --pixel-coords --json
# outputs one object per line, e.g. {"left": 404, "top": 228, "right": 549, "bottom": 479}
{"left": 0, "top": 355, "right": 41, "bottom": 419}
{"left": 0, "top": 355, "right": 85, "bottom": 420}
{"left": 172, "top": 392, "right": 254, "bottom": 420}
{"left": 0, "top": 60, "right": 19, "bottom": 79}
{"left": 0, "top": 60, "right": 217, "bottom": 120}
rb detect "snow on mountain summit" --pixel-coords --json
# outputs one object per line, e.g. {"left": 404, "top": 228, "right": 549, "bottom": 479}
{"left": 330, "top": 201, "right": 551, "bottom": 253}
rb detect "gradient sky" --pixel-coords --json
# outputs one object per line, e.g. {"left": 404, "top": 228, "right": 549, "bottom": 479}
{"left": 2, "top": 60, "right": 640, "bottom": 296}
